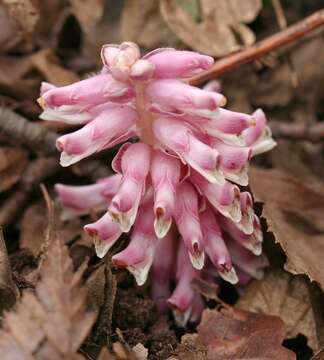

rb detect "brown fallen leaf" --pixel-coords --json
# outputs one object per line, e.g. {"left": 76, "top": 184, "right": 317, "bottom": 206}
{"left": 2, "top": 0, "right": 39, "bottom": 35}
{"left": 160, "top": 0, "right": 262, "bottom": 57}
{"left": 0, "top": 231, "right": 96, "bottom": 359}
{"left": 250, "top": 167, "right": 324, "bottom": 291}
{"left": 98, "top": 347, "right": 117, "bottom": 360}
{"left": 30, "top": 48, "right": 79, "bottom": 86}
{"left": 69, "top": 0, "right": 105, "bottom": 31}
{"left": 0, "top": 229, "right": 19, "bottom": 313}
{"left": 20, "top": 202, "right": 82, "bottom": 256}
{"left": 121, "top": 0, "right": 179, "bottom": 49}
{"left": 237, "top": 270, "right": 318, "bottom": 350}
{"left": 170, "top": 306, "right": 296, "bottom": 359}
{"left": 0, "top": 147, "right": 28, "bottom": 193}
{"left": 84, "top": 261, "right": 117, "bottom": 357}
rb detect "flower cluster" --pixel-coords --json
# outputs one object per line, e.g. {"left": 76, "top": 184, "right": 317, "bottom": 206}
{"left": 38, "top": 42, "right": 275, "bottom": 324}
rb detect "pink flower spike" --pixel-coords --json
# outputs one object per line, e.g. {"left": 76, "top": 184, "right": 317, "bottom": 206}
{"left": 109, "top": 143, "right": 151, "bottom": 232}
{"left": 151, "top": 150, "right": 181, "bottom": 238}
{"left": 40, "top": 42, "right": 276, "bottom": 314}
{"left": 174, "top": 182, "right": 205, "bottom": 270}
{"left": 144, "top": 49, "right": 214, "bottom": 78}
{"left": 167, "top": 242, "right": 197, "bottom": 326}
{"left": 84, "top": 212, "right": 122, "bottom": 258}
{"left": 112, "top": 200, "right": 157, "bottom": 285}
{"left": 150, "top": 230, "right": 176, "bottom": 313}
{"left": 153, "top": 118, "right": 224, "bottom": 184}
{"left": 146, "top": 79, "right": 226, "bottom": 117}
{"left": 190, "top": 171, "right": 241, "bottom": 222}
{"left": 56, "top": 105, "right": 137, "bottom": 167}
{"left": 200, "top": 208, "right": 238, "bottom": 284}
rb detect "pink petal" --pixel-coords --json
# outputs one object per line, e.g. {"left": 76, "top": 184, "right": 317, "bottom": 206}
{"left": 41, "top": 73, "right": 133, "bottom": 108}
{"left": 151, "top": 150, "right": 181, "bottom": 238}
{"left": 112, "top": 200, "right": 157, "bottom": 285}
{"left": 145, "top": 49, "right": 214, "bottom": 78}
{"left": 153, "top": 118, "right": 224, "bottom": 184}
{"left": 56, "top": 105, "right": 137, "bottom": 166}
{"left": 150, "top": 230, "right": 176, "bottom": 313}
{"left": 174, "top": 182, "right": 205, "bottom": 269}
{"left": 146, "top": 79, "right": 226, "bottom": 117}
{"left": 200, "top": 208, "right": 238, "bottom": 284}
{"left": 84, "top": 212, "right": 122, "bottom": 258}
{"left": 55, "top": 174, "right": 121, "bottom": 212}
{"left": 109, "top": 143, "right": 151, "bottom": 231}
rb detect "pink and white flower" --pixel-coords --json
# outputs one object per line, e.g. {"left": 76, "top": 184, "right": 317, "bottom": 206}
{"left": 39, "top": 42, "right": 276, "bottom": 326}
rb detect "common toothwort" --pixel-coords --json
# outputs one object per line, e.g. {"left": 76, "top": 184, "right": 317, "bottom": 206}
{"left": 38, "top": 42, "right": 275, "bottom": 325}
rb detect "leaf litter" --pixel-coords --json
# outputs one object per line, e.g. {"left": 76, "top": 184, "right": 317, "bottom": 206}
{"left": 0, "top": 1, "right": 324, "bottom": 359}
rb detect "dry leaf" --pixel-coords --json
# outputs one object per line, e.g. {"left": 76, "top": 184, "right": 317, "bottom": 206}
{"left": 237, "top": 270, "right": 318, "bottom": 350}
{"left": 0, "top": 230, "right": 19, "bottom": 313}
{"left": 131, "top": 343, "right": 148, "bottom": 360}
{"left": 98, "top": 347, "right": 117, "bottom": 360}
{"left": 2, "top": 0, "right": 39, "bottom": 35}
{"left": 0, "top": 233, "right": 96, "bottom": 359}
{"left": 168, "top": 333, "right": 207, "bottom": 360}
{"left": 250, "top": 168, "right": 324, "bottom": 291}
{"left": 69, "top": 0, "right": 105, "bottom": 30}
{"left": 0, "top": 4, "right": 22, "bottom": 52}
{"left": 0, "top": 147, "right": 28, "bottom": 193}
{"left": 121, "top": 0, "right": 179, "bottom": 49}
{"left": 30, "top": 48, "right": 79, "bottom": 86}
{"left": 171, "top": 306, "right": 296, "bottom": 359}
{"left": 20, "top": 202, "right": 82, "bottom": 255}
{"left": 160, "top": 0, "right": 262, "bottom": 57}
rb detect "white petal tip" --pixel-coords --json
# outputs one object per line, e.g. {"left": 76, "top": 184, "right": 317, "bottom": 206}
{"left": 189, "top": 250, "right": 205, "bottom": 270}
{"left": 59, "top": 152, "right": 80, "bottom": 167}
{"left": 219, "top": 267, "right": 239, "bottom": 284}
{"left": 127, "top": 262, "right": 152, "bottom": 286}
{"left": 172, "top": 308, "right": 191, "bottom": 328}
{"left": 154, "top": 217, "right": 172, "bottom": 239}
{"left": 94, "top": 237, "right": 112, "bottom": 258}
{"left": 110, "top": 211, "right": 134, "bottom": 233}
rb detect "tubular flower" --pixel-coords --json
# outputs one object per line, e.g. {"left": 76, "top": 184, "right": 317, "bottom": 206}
{"left": 39, "top": 42, "right": 276, "bottom": 325}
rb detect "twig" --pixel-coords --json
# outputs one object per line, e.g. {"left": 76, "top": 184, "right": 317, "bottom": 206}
{"left": 271, "top": 0, "right": 298, "bottom": 87}
{"left": 0, "top": 106, "right": 58, "bottom": 155}
{"left": 189, "top": 9, "right": 324, "bottom": 85}
{"left": 270, "top": 121, "right": 324, "bottom": 142}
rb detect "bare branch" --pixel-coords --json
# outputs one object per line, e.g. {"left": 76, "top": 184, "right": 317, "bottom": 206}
{"left": 189, "top": 9, "right": 324, "bottom": 85}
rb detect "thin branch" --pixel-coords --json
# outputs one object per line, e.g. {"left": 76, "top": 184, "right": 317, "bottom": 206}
{"left": 0, "top": 106, "right": 58, "bottom": 155}
{"left": 270, "top": 121, "right": 324, "bottom": 142}
{"left": 271, "top": 0, "right": 298, "bottom": 87}
{"left": 189, "top": 9, "right": 324, "bottom": 85}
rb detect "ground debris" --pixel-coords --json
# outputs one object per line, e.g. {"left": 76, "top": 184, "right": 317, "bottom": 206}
{"left": 0, "top": 231, "right": 97, "bottom": 359}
